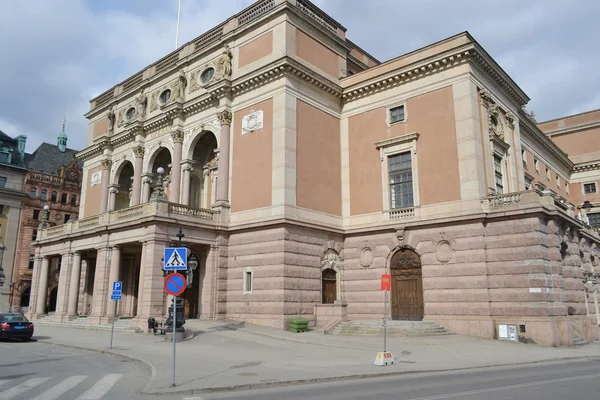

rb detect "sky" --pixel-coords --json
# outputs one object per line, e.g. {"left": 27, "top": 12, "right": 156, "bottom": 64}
{"left": 0, "top": 0, "right": 598, "bottom": 154}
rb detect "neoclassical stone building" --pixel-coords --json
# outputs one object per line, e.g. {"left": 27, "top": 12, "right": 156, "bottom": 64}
{"left": 28, "top": 0, "right": 600, "bottom": 346}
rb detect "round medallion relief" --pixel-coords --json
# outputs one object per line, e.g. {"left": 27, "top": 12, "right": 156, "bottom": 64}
{"left": 359, "top": 247, "right": 374, "bottom": 268}
{"left": 435, "top": 240, "right": 453, "bottom": 264}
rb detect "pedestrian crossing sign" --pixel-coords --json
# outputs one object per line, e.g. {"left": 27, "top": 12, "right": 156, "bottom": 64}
{"left": 164, "top": 247, "right": 187, "bottom": 271}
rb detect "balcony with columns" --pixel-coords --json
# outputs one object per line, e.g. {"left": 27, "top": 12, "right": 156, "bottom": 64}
{"left": 37, "top": 110, "right": 233, "bottom": 242}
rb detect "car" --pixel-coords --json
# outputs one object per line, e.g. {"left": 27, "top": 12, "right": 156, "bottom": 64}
{"left": 0, "top": 313, "right": 34, "bottom": 341}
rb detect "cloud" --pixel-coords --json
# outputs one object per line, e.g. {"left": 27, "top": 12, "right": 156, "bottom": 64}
{"left": 0, "top": 0, "right": 598, "bottom": 154}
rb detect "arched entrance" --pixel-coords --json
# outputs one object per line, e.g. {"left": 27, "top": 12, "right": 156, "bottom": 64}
{"left": 389, "top": 248, "right": 423, "bottom": 321}
{"left": 115, "top": 161, "right": 134, "bottom": 210}
{"left": 48, "top": 287, "right": 58, "bottom": 313}
{"left": 20, "top": 286, "right": 31, "bottom": 313}
{"left": 189, "top": 131, "right": 218, "bottom": 208}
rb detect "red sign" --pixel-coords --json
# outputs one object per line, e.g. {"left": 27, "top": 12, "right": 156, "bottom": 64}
{"left": 164, "top": 273, "right": 187, "bottom": 296}
{"left": 381, "top": 274, "right": 391, "bottom": 291}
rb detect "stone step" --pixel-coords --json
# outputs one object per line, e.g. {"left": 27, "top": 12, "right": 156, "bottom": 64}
{"left": 574, "top": 337, "right": 590, "bottom": 346}
{"left": 332, "top": 320, "right": 453, "bottom": 337}
{"left": 33, "top": 317, "right": 139, "bottom": 332}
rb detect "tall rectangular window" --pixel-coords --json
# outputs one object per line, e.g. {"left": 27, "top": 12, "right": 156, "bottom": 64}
{"left": 524, "top": 176, "right": 533, "bottom": 191}
{"left": 33, "top": 210, "right": 40, "bottom": 220}
{"left": 494, "top": 155, "right": 504, "bottom": 194}
{"left": 28, "top": 256, "right": 35, "bottom": 270}
{"left": 64, "top": 214, "right": 71, "bottom": 223}
{"left": 244, "top": 269, "right": 253, "bottom": 294}
{"left": 0, "top": 153, "right": 8, "bottom": 163}
{"left": 0, "top": 176, "right": 6, "bottom": 188}
{"left": 389, "top": 105, "right": 405, "bottom": 124}
{"left": 389, "top": 152, "right": 413, "bottom": 209}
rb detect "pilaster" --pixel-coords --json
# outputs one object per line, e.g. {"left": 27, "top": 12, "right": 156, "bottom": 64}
{"left": 53, "top": 253, "right": 71, "bottom": 322}
{"left": 271, "top": 90, "right": 297, "bottom": 209}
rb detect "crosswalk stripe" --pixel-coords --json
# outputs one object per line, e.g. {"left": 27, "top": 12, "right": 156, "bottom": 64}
{"left": 0, "top": 377, "right": 50, "bottom": 399}
{"left": 30, "top": 375, "right": 87, "bottom": 400}
{"left": 75, "top": 374, "right": 123, "bottom": 400}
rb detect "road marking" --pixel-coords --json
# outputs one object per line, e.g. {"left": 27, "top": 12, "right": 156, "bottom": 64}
{"left": 183, "top": 397, "right": 205, "bottom": 400}
{"left": 31, "top": 375, "right": 87, "bottom": 400}
{"left": 0, "top": 377, "right": 50, "bottom": 399}
{"left": 75, "top": 374, "right": 123, "bottom": 400}
{"left": 0, "top": 380, "right": 9, "bottom": 389}
{"left": 404, "top": 372, "right": 600, "bottom": 400}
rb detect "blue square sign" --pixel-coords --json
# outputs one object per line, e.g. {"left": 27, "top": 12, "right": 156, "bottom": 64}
{"left": 164, "top": 248, "right": 187, "bottom": 271}
{"left": 111, "top": 281, "right": 122, "bottom": 300}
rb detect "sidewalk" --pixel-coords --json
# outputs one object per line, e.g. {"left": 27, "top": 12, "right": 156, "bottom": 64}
{"left": 33, "top": 319, "right": 600, "bottom": 396}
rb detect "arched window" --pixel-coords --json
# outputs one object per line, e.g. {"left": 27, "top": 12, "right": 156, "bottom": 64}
{"left": 20, "top": 286, "right": 31, "bottom": 307}
{"left": 29, "top": 188, "right": 37, "bottom": 198}
{"left": 61, "top": 193, "right": 67, "bottom": 204}
{"left": 41, "top": 189, "right": 47, "bottom": 200}
{"left": 51, "top": 191, "right": 57, "bottom": 202}
{"left": 321, "top": 269, "right": 337, "bottom": 304}
{"left": 71, "top": 195, "right": 77, "bottom": 206}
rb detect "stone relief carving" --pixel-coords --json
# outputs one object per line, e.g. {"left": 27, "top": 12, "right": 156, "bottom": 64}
{"left": 392, "top": 250, "right": 420, "bottom": 269}
{"left": 242, "top": 109, "right": 263, "bottom": 135}
{"left": 479, "top": 89, "right": 493, "bottom": 108}
{"left": 505, "top": 112, "right": 516, "bottom": 129}
{"left": 216, "top": 44, "right": 232, "bottom": 80}
{"left": 90, "top": 171, "right": 101, "bottom": 187}
{"left": 359, "top": 240, "right": 373, "bottom": 268}
{"left": 117, "top": 108, "right": 125, "bottom": 127}
{"left": 321, "top": 249, "right": 340, "bottom": 270}
{"left": 431, "top": 232, "right": 456, "bottom": 264}
{"left": 488, "top": 104, "right": 505, "bottom": 141}
{"left": 149, "top": 92, "right": 158, "bottom": 112}
{"left": 171, "top": 129, "right": 184, "bottom": 143}
{"left": 189, "top": 69, "right": 201, "bottom": 94}
{"left": 217, "top": 110, "right": 232, "bottom": 125}
{"left": 133, "top": 145, "right": 145, "bottom": 158}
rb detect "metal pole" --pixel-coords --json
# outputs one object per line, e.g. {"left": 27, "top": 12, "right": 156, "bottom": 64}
{"left": 384, "top": 290, "right": 387, "bottom": 352}
{"left": 172, "top": 294, "right": 177, "bottom": 387}
{"left": 175, "top": 0, "right": 182, "bottom": 48}
{"left": 109, "top": 300, "right": 116, "bottom": 349}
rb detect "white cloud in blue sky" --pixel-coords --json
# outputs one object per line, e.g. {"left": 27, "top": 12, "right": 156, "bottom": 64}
{"left": 0, "top": 0, "right": 598, "bottom": 153}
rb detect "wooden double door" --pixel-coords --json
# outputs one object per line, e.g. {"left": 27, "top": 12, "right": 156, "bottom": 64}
{"left": 390, "top": 249, "right": 424, "bottom": 321}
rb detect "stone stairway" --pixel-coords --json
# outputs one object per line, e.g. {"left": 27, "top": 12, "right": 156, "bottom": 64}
{"left": 573, "top": 337, "right": 590, "bottom": 346}
{"left": 33, "top": 316, "right": 140, "bottom": 333}
{"left": 331, "top": 320, "right": 453, "bottom": 337}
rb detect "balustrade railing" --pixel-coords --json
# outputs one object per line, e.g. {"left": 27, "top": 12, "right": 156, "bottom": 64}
{"left": 113, "top": 204, "right": 145, "bottom": 220}
{"left": 487, "top": 192, "right": 522, "bottom": 207}
{"left": 388, "top": 207, "right": 416, "bottom": 220}
{"left": 168, "top": 203, "right": 215, "bottom": 220}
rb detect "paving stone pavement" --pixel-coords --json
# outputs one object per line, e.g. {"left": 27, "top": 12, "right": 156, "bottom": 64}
{"left": 32, "top": 319, "right": 600, "bottom": 396}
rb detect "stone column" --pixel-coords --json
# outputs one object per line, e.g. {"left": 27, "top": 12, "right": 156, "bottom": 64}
{"left": 182, "top": 165, "right": 193, "bottom": 206}
{"left": 99, "top": 159, "right": 112, "bottom": 212}
{"left": 216, "top": 110, "right": 232, "bottom": 203}
{"left": 104, "top": 245, "right": 121, "bottom": 323}
{"left": 27, "top": 256, "right": 42, "bottom": 320}
{"left": 201, "top": 245, "right": 219, "bottom": 318}
{"left": 108, "top": 185, "right": 118, "bottom": 211}
{"left": 135, "top": 242, "right": 147, "bottom": 320}
{"left": 53, "top": 253, "right": 71, "bottom": 322}
{"left": 67, "top": 252, "right": 82, "bottom": 319}
{"left": 169, "top": 130, "right": 184, "bottom": 203}
{"left": 88, "top": 247, "right": 110, "bottom": 325}
{"left": 141, "top": 175, "right": 152, "bottom": 203}
{"left": 35, "top": 257, "right": 50, "bottom": 318}
{"left": 132, "top": 240, "right": 167, "bottom": 331}
{"left": 131, "top": 145, "right": 145, "bottom": 206}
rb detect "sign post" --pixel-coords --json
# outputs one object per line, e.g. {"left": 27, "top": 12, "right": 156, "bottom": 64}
{"left": 109, "top": 281, "right": 122, "bottom": 350}
{"left": 374, "top": 274, "right": 394, "bottom": 366}
{"left": 164, "top": 247, "right": 187, "bottom": 387}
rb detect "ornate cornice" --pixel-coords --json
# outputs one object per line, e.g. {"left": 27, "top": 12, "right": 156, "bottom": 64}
{"left": 343, "top": 49, "right": 473, "bottom": 101}
{"left": 76, "top": 136, "right": 111, "bottom": 162}
{"left": 101, "top": 159, "right": 113, "bottom": 170}
{"left": 573, "top": 161, "right": 600, "bottom": 173}
{"left": 375, "top": 133, "right": 420, "bottom": 149}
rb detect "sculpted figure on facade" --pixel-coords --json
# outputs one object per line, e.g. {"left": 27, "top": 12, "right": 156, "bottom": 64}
{"left": 172, "top": 69, "right": 188, "bottom": 102}
{"left": 107, "top": 107, "right": 116, "bottom": 133}
{"left": 135, "top": 88, "right": 148, "bottom": 118}
{"left": 216, "top": 44, "right": 232, "bottom": 80}
{"left": 117, "top": 108, "right": 125, "bottom": 127}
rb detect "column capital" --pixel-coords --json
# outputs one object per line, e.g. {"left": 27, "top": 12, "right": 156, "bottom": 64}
{"left": 101, "top": 159, "right": 113, "bottom": 170}
{"left": 171, "top": 129, "right": 185, "bottom": 143}
{"left": 133, "top": 144, "right": 145, "bottom": 158}
{"left": 217, "top": 110, "right": 232, "bottom": 125}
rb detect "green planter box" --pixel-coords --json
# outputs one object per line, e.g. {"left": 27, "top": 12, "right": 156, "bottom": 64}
{"left": 288, "top": 318, "right": 309, "bottom": 333}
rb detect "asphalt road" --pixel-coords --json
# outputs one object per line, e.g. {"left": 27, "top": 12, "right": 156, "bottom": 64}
{"left": 195, "top": 358, "right": 600, "bottom": 400}
{"left": 0, "top": 338, "right": 171, "bottom": 400}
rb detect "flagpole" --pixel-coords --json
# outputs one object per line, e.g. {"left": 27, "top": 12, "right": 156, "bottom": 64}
{"left": 175, "top": 0, "right": 182, "bottom": 49}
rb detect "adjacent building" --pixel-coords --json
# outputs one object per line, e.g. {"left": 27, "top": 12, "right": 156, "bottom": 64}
{"left": 28, "top": 0, "right": 599, "bottom": 346}
{"left": 9, "top": 124, "right": 82, "bottom": 313}
{"left": 0, "top": 131, "right": 28, "bottom": 312}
